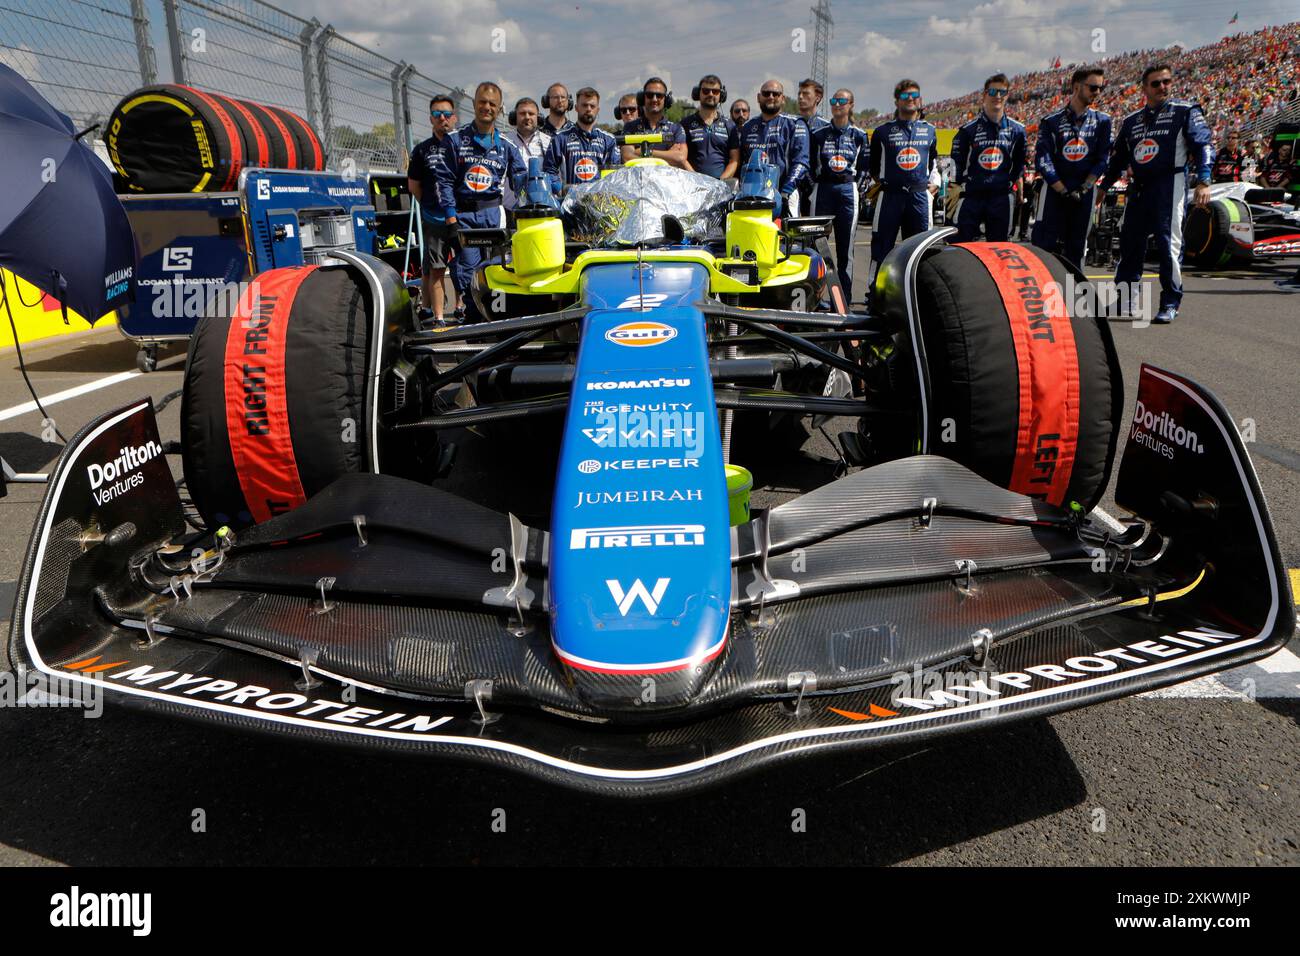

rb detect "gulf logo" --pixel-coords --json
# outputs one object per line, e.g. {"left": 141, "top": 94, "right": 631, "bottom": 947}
{"left": 574, "top": 157, "right": 599, "bottom": 181}
{"left": 978, "top": 146, "right": 1004, "bottom": 170}
{"left": 605, "top": 321, "right": 678, "bottom": 347}
{"left": 896, "top": 147, "right": 921, "bottom": 170}
{"left": 465, "top": 165, "right": 493, "bottom": 191}
{"left": 828, "top": 153, "right": 849, "bottom": 173}
{"left": 1062, "top": 137, "right": 1088, "bottom": 161}
{"left": 1133, "top": 138, "right": 1159, "bottom": 164}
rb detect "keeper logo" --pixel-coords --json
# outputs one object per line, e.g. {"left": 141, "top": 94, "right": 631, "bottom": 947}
{"left": 1062, "top": 137, "right": 1088, "bottom": 161}
{"left": 1133, "top": 138, "right": 1159, "bottom": 163}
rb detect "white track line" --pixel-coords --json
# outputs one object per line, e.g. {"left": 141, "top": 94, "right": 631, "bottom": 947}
{"left": 0, "top": 352, "right": 184, "bottom": 423}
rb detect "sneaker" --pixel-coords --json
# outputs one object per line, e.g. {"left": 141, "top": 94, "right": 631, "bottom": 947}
{"left": 1152, "top": 305, "right": 1177, "bottom": 324}
{"left": 416, "top": 307, "right": 434, "bottom": 321}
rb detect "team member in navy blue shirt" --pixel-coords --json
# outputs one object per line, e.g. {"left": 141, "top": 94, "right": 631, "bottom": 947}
{"left": 621, "top": 78, "right": 689, "bottom": 168}
{"left": 797, "top": 78, "right": 831, "bottom": 212}
{"left": 1032, "top": 66, "right": 1112, "bottom": 269}
{"left": 408, "top": 94, "right": 458, "bottom": 323}
{"left": 681, "top": 74, "right": 738, "bottom": 178}
{"left": 544, "top": 87, "right": 620, "bottom": 187}
{"left": 950, "top": 73, "right": 1026, "bottom": 242}
{"left": 435, "top": 81, "right": 526, "bottom": 320}
{"left": 868, "top": 79, "right": 938, "bottom": 288}
{"left": 540, "top": 83, "right": 575, "bottom": 139}
{"left": 1099, "top": 63, "right": 1212, "bottom": 323}
{"left": 811, "top": 88, "right": 870, "bottom": 301}
{"left": 734, "top": 80, "right": 810, "bottom": 216}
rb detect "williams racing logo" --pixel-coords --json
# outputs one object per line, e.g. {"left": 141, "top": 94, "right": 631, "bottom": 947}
{"left": 605, "top": 321, "right": 677, "bottom": 347}
{"left": 1129, "top": 399, "right": 1205, "bottom": 459}
{"left": 87, "top": 441, "right": 162, "bottom": 506}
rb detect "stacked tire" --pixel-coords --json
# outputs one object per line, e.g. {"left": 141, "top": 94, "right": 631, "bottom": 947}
{"left": 107, "top": 85, "right": 325, "bottom": 193}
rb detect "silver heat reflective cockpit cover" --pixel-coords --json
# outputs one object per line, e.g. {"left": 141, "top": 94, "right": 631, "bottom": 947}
{"left": 561, "top": 164, "right": 734, "bottom": 247}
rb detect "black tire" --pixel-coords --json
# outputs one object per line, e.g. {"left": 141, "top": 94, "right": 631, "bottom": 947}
{"left": 107, "top": 84, "right": 247, "bottom": 192}
{"left": 182, "top": 264, "right": 373, "bottom": 529}
{"left": 1184, "top": 197, "right": 1250, "bottom": 270}
{"left": 912, "top": 241, "right": 1122, "bottom": 511}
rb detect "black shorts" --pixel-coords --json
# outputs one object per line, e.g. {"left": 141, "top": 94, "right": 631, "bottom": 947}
{"left": 422, "top": 220, "right": 450, "bottom": 271}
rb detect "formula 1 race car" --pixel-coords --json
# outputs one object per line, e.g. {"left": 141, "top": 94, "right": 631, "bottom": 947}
{"left": 1184, "top": 181, "right": 1300, "bottom": 269}
{"left": 9, "top": 152, "right": 1293, "bottom": 795}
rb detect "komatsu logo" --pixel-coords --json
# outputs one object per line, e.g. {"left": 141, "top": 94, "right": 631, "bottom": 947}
{"left": 87, "top": 441, "right": 162, "bottom": 505}
{"left": 1131, "top": 399, "right": 1204, "bottom": 458}
{"left": 570, "top": 524, "right": 705, "bottom": 549}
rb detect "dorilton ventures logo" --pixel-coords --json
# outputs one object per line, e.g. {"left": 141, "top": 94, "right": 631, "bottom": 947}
{"left": 1130, "top": 399, "right": 1204, "bottom": 458}
{"left": 50, "top": 886, "right": 151, "bottom": 936}
{"left": 86, "top": 440, "right": 163, "bottom": 506}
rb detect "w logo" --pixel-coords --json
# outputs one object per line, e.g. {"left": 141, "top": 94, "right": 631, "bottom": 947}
{"left": 606, "top": 578, "right": 670, "bottom": 616}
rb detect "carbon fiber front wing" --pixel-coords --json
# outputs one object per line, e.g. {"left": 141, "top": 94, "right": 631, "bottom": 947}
{"left": 9, "top": 365, "right": 1293, "bottom": 795}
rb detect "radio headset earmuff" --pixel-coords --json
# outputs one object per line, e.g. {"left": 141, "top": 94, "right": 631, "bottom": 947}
{"left": 636, "top": 84, "right": 674, "bottom": 111}
{"left": 691, "top": 81, "right": 727, "bottom": 104}
{"left": 541, "top": 87, "right": 573, "bottom": 113}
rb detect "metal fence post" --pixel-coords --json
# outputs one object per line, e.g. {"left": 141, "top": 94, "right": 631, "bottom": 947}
{"left": 313, "top": 25, "right": 336, "bottom": 164}
{"left": 299, "top": 18, "right": 321, "bottom": 131}
{"left": 129, "top": 0, "right": 157, "bottom": 86}
{"left": 161, "top": 0, "right": 187, "bottom": 85}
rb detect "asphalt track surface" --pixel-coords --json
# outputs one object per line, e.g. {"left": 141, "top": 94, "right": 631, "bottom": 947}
{"left": 1, "top": 238, "right": 1297, "bottom": 866}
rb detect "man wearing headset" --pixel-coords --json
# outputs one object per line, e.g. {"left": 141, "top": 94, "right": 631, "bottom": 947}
{"left": 616, "top": 93, "right": 639, "bottom": 131}
{"left": 681, "top": 74, "right": 738, "bottom": 179}
{"left": 733, "top": 79, "right": 810, "bottom": 217}
{"left": 811, "top": 88, "right": 870, "bottom": 302}
{"left": 541, "top": 83, "right": 575, "bottom": 138}
{"left": 503, "top": 97, "right": 552, "bottom": 214}
{"left": 544, "top": 87, "right": 620, "bottom": 187}
{"left": 620, "top": 77, "right": 689, "bottom": 168}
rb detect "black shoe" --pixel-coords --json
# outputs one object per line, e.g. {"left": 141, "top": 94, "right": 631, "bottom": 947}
{"left": 1153, "top": 305, "right": 1177, "bottom": 324}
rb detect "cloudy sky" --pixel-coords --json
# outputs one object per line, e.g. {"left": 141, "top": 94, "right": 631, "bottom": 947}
{"left": 272, "top": 0, "right": 1295, "bottom": 113}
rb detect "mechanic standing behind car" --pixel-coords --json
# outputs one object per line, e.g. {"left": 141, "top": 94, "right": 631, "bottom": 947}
{"left": 616, "top": 94, "right": 639, "bottom": 131}
{"left": 1031, "top": 66, "right": 1112, "bottom": 269}
{"left": 541, "top": 83, "right": 575, "bottom": 138}
{"left": 1212, "top": 129, "right": 1245, "bottom": 182}
{"left": 621, "top": 78, "right": 690, "bottom": 168}
{"left": 681, "top": 75, "right": 738, "bottom": 179}
{"left": 949, "top": 74, "right": 1026, "bottom": 242}
{"left": 734, "top": 80, "right": 810, "bottom": 217}
{"left": 544, "top": 87, "right": 620, "bottom": 188}
{"left": 797, "top": 78, "right": 831, "bottom": 213}
{"left": 408, "top": 94, "right": 460, "bottom": 324}
{"left": 503, "top": 98, "right": 552, "bottom": 215}
{"left": 867, "top": 79, "right": 938, "bottom": 291}
{"left": 436, "top": 81, "right": 526, "bottom": 322}
{"left": 811, "top": 88, "right": 869, "bottom": 302}
{"left": 1099, "top": 63, "right": 1212, "bottom": 325}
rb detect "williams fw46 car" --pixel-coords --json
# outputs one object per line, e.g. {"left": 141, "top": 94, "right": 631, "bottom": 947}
{"left": 10, "top": 156, "right": 1293, "bottom": 794}
{"left": 1183, "top": 181, "right": 1300, "bottom": 269}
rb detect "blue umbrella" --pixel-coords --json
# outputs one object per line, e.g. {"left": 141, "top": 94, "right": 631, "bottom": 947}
{"left": 0, "top": 63, "right": 136, "bottom": 323}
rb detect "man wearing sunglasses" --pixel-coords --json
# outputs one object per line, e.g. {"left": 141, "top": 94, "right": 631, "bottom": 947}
{"left": 730, "top": 100, "right": 751, "bottom": 125}
{"left": 811, "top": 88, "right": 870, "bottom": 301}
{"left": 868, "top": 79, "right": 938, "bottom": 290}
{"left": 1099, "top": 63, "right": 1212, "bottom": 324}
{"left": 408, "top": 94, "right": 459, "bottom": 323}
{"left": 734, "top": 80, "right": 810, "bottom": 217}
{"left": 435, "top": 81, "right": 527, "bottom": 321}
{"left": 1032, "top": 67, "right": 1112, "bottom": 269}
{"left": 950, "top": 74, "right": 1026, "bottom": 243}
{"left": 681, "top": 74, "right": 739, "bottom": 179}
{"left": 616, "top": 94, "right": 639, "bottom": 131}
{"left": 621, "top": 78, "right": 689, "bottom": 168}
